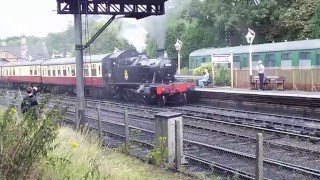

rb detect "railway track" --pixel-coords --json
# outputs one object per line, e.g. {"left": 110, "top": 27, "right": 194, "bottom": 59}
{"left": 60, "top": 107, "right": 320, "bottom": 180}
{"left": 3, "top": 90, "right": 320, "bottom": 179}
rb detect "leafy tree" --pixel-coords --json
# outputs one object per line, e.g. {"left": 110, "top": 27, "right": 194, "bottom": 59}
{"left": 146, "top": 36, "right": 158, "bottom": 58}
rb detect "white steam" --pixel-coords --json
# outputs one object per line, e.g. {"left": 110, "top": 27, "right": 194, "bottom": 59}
{"left": 117, "top": 19, "right": 148, "bottom": 52}
{"left": 117, "top": 0, "right": 192, "bottom": 52}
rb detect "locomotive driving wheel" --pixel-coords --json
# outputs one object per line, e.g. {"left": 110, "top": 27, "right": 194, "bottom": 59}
{"left": 157, "top": 95, "right": 167, "bottom": 106}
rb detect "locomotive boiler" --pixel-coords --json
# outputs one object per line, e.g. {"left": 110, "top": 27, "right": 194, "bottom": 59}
{"left": 102, "top": 50, "right": 195, "bottom": 105}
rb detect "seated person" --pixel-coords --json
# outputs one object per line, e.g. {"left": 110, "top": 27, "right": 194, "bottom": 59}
{"left": 198, "top": 69, "right": 209, "bottom": 88}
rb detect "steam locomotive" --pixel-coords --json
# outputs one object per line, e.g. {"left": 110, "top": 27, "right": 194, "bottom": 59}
{"left": 0, "top": 50, "right": 195, "bottom": 106}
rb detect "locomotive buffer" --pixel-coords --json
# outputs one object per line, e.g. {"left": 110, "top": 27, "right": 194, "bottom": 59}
{"left": 56, "top": 0, "right": 168, "bottom": 127}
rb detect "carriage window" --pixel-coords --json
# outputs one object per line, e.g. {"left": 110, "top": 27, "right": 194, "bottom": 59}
{"left": 299, "top": 52, "right": 311, "bottom": 69}
{"left": 265, "top": 54, "right": 275, "bottom": 67}
{"left": 30, "top": 67, "right": 33, "bottom": 75}
{"left": 34, "top": 67, "right": 37, "bottom": 76}
{"left": 71, "top": 65, "right": 75, "bottom": 76}
{"left": 317, "top": 54, "right": 320, "bottom": 66}
{"left": 91, "top": 64, "right": 97, "bottom": 76}
{"left": 12, "top": 68, "right": 15, "bottom": 75}
{"left": 84, "top": 64, "right": 89, "bottom": 76}
{"left": 98, "top": 65, "right": 101, "bottom": 75}
{"left": 63, "top": 66, "right": 67, "bottom": 76}
{"left": 281, "top": 53, "right": 291, "bottom": 60}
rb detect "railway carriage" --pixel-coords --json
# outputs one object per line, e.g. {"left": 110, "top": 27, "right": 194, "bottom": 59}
{"left": 189, "top": 39, "right": 320, "bottom": 69}
{"left": 0, "top": 50, "right": 195, "bottom": 105}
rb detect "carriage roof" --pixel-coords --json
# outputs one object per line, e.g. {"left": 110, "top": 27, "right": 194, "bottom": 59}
{"left": 189, "top": 39, "right": 320, "bottom": 57}
{"left": 1, "top": 54, "right": 109, "bottom": 67}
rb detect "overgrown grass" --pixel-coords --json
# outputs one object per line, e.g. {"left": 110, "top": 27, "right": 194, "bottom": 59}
{"left": 35, "top": 127, "right": 192, "bottom": 180}
{"left": 0, "top": 93, "right": 64, "bottom": 180}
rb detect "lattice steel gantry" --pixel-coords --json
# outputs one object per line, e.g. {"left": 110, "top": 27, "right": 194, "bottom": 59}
{"left": 55, "top": 0, "right": 168, "bottom": 128}
{"left": 57, "top": 0, "right": 167, "bottom": 19}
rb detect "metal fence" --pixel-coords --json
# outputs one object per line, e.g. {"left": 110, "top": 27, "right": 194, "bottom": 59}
{"left": 1, "top": 91, "right": 320, "bottom": 179}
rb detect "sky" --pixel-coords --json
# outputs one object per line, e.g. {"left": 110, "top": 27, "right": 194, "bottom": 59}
{"left": 0, "top": 0, "right": 72, "bottom": 39}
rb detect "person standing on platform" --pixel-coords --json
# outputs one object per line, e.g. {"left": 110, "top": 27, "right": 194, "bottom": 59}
{"left": 256, "top": 60, "right": 265, "bottom": 90}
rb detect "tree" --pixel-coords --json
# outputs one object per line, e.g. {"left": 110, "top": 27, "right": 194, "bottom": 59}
{"left": 146, "top": 36, "right": 158, "bottom": 58}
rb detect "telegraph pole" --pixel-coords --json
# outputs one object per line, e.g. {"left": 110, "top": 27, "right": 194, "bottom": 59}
{"left": 74, "top": 14, "right": 86, "bottom": 127}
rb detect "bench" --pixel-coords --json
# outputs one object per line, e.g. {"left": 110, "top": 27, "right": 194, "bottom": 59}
{"left": 203, "top": 80, "right": 213, "bottom": 87}
{"left": 251, "top": 75, "right": 286, "bottom": 91}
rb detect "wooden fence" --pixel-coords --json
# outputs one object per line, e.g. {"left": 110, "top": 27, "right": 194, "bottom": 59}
{"left": 233, "top": 67, "right": 320, "bottom": 91}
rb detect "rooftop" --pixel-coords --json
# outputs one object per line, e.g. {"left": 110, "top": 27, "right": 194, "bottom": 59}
{"left": 189, "top": 39, "right": 320, "bottom": 57}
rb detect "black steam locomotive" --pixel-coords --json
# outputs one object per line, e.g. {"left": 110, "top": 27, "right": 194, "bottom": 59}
{"left": 102, "top": 50, "right": 195, "bottom": 105}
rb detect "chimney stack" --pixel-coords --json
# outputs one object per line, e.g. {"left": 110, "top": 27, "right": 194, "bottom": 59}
{"left": 20, "top": 35, "right": 28, "bottom": 59}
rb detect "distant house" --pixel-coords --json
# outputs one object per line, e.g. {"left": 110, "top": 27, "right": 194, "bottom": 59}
{"left": 0, "top": 50, "right": 19, "bottom": 62}
{"left": 0, "top": 35, "right": 50, "bottom": 62}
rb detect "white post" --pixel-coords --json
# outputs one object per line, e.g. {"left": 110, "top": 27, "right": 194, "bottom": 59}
{"left": 174, "top": 39, "right": 183, "bottom": 75}
{"left": 177, "top": 51, "right": 181, "bottom": 75}
{"left": 249, "top": 44, "right": 253, "bottom": 82}
{"left": 245, "top": 28, "right": 255, "bottom": 84}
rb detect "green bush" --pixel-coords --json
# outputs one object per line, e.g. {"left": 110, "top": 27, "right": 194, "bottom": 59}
{"left": 193, "top": 63, "right": 231, "bottom": 86}
{"left": 0, "top": 93, "right": 65, "bottom": 179}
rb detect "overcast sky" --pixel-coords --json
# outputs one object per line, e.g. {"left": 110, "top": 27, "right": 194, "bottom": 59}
{"left": 0, "top": 0, "right": 72, "bottom": 39}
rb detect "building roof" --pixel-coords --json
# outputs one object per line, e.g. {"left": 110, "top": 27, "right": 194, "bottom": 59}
{"left": 0, "top": 43, "right": 50, "bottom": 60}
{"left": 1, "top": 54, "right": 110, "bottom": 67}
{"left": 189, "top": 39, "right": 320, "bottom": 57}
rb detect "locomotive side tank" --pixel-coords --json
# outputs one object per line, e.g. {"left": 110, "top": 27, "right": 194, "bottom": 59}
{"left": 102, "top": 50, "right": 195, "bottom": 105}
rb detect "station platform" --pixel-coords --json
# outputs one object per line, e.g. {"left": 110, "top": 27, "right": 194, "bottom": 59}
{"left": 191, "top": 87, "right": 320, "bottom": 118}
{"left": 195, "top": 87, "right": 320, "bottom": 99}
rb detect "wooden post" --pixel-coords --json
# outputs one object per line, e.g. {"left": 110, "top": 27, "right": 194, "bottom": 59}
{"left": 256, "top": 133, "right": 263, "bottom": 180}
{"left": 97, "top": 103, "right": 102, "bottom": 139}
{"left": 124, "top": 110, "right": 129, "bottom": 154}
{"left": 75, "top": 105, "right": 79, "bottom": 130}
{"left": 211, "top": 63, "right": 215, "bottom": 86}
{"left": 230, "top": 53, "right": 234, "bottom": 88}
{"left": 175, "top": 120, "right": 182, "bottom": 171}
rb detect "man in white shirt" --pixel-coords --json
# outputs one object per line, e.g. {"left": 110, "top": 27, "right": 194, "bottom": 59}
{"left": 256, "top": 60, "right": 265, "bottom": 90}
{"left": 198, "top": 69, "right": 210, "bottom": 88}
